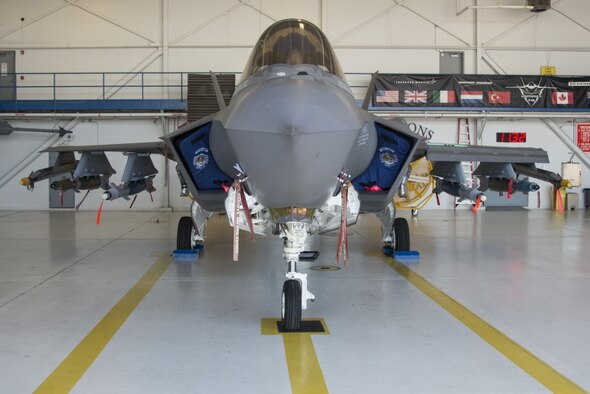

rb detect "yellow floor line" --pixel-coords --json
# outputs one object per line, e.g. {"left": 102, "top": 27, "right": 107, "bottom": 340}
{"left": 34, "top": 255, "right": 172, "bottom": 394}
{"left": 283, "top": 334, "right": 329, "bottom": 394}
{"left": 376, "top": 254, "right": 587, "bottom": 393}
{"left": 261, "top": 318, "right": 329, "bottom": 394}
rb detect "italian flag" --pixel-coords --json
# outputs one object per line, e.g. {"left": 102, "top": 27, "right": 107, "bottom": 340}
{"left": 433, "top": 90, "right": 455, "bottom": 104}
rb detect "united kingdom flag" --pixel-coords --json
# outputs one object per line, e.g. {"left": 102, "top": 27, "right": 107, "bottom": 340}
{"left": 404, "top": 90, "right": 428, "bottom": 104}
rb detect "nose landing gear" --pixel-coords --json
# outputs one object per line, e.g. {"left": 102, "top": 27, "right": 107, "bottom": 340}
{"left": 281, "top": 222, "right": 315, "bottom": 331}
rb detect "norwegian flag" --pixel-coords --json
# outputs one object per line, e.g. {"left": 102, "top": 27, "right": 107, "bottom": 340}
{"left": 404, "top": 90, "right": 427, "bottom": 104}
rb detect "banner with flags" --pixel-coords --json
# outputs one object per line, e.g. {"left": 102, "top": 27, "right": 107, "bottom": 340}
{"left": 373, "top": 74, "right": 590, "bottom": 110}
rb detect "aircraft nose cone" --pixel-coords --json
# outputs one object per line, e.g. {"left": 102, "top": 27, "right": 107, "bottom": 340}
{"left": 219, "top": 77, "right": 365, "bottom": 208}
{"left": 224, "top": 77, "right": 362, "bottom": 134}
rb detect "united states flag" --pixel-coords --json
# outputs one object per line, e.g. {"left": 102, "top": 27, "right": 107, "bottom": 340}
{"left": 375, "top": 90, "right": 399, "bottom": 103}
{"left": 404, "top": 90, "right": 427, "bottom": 104}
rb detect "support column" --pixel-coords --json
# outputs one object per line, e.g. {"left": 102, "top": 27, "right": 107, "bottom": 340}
{"left": 162, "top": 0, "right": 169, "bottom": 100}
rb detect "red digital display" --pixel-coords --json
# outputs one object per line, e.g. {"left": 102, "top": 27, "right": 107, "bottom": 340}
{"left": 496, "top": 132, "right": 527, "bottom": 143}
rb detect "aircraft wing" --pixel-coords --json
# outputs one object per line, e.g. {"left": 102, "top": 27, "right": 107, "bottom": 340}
{"left": 21, "top": 140, "right": 174, "bottom": 196}
{"left": 407, "top": 142, "right": 563, "bottom": 204}
{"left": 422, "top": 144, "right": 549, "bottom": 164}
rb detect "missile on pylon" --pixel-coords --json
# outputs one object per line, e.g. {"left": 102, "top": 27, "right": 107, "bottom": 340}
{"left": 435, "top": 179, "right": 486, "bottom": 202}
{"left": 479, "top": 177, "right": 540, "bottom": 194}
{"left": 20, "top": 152, "right": 78, "bottom": 190}
{"left": 102, "top": 177, "right": 156, "bottom": 201}
{"left": 50, "top": 176, "right": 102, "bottom": 192}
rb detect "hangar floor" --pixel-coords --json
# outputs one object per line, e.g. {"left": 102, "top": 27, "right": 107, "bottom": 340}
{"left": 0, "top": 209, "right": 589, "bottom": 393}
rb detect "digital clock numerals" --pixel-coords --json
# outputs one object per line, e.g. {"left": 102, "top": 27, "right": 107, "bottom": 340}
{"left": 496, "top": 132, "right": 526, "bottom": 143}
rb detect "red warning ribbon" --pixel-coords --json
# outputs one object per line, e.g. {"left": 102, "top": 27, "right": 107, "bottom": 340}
{"left": 232, "top": 182, "right": 241, "bottom": 261}
{"left": 232, "top": 180, "right": 256, "bottom": 261}
{"left": 336, "top": 182, "right": 349, "bottom": 266}
{"left": 96, "top": 200, "right": 104, "bottom": 225}
{"left": 472, "top": 195, "right": 482, "bottom": 213}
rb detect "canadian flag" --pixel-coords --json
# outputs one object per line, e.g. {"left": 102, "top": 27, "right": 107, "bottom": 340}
{"left": 552, "top": 91, "right": 573, "bottom": 105}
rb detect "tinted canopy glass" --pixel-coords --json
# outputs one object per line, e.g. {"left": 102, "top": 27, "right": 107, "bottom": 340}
{"left": 242, "top": 19, "right": 344, "bottom": 79}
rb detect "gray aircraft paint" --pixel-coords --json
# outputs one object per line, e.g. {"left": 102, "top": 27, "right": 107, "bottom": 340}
{"left": 215, "top": 64, "right": 375, "bottom": 208}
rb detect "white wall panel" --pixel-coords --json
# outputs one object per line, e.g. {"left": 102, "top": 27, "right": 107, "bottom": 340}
{"left": 0, "top": 0, "right": 65, "bottom": 41}
{"left": 407, "top": 0, "right": 475, "bottom": 45}
{"left": 485, "top": 50, "right": 590, "bottom": 75}
{"left": 168, "top": 0, "right": 239, "bottom": 45}
{"left": 326, "top": 0, "right": 395, "bottom": 41}
{"left": 489, "top": 11, "right": 590, "bottom": 49}
{"left": 337, "top": 48, "right": 442, "bottom": 74}
{"left": 258, "top": 0, "right": 319, "bottom": 26}
{"left": 168, "top": 48, "right": 250, "bottom": 73}
{"left": 2, "top": 6, "right": 149, "bottom": 45}
{"left": 85, "top": 0, "right": 162, "bottom": 41}
{"left": 1, "top": 0, "right": 589, "bottom": 74}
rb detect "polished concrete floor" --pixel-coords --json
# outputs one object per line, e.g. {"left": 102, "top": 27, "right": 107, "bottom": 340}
{"left": 0, "top": 208, "right": 589, "bottom": 393}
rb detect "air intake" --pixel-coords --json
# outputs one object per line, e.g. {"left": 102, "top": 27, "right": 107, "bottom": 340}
{"left": 527, "top": 0, "right": 550, "bottom": 12}
{"left": 187, "top": 74, "right": 235, "bottom": 122}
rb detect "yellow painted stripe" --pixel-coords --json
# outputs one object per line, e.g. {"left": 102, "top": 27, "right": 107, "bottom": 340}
{"left": 377, "top": 254, "right": 587, "bottom": 393}
{"left": 261, "top": 318, "right": 329, "bottom": 394}
{"left": 35, "top": 255, "right": 172, "bottom": 393}
{"left": 283, "top": 334, "right": 329, "bottom": 394}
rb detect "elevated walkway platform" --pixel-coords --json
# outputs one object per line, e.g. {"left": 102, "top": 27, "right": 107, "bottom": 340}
{"left": 0, "top": 99, "right": 186, "bottom": 112}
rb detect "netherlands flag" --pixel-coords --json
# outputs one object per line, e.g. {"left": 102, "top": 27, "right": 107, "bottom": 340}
{"left": 460, "top": 91, "right": 483, "bottom": 103}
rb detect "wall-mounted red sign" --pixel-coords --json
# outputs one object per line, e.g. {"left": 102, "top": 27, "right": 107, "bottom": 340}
{"left": 577, "top": 123, "right": 590, "bottom": 152}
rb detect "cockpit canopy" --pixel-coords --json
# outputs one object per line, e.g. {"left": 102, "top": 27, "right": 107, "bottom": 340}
{"left": 242, "top": 19, "right": 344, "bottom": 80}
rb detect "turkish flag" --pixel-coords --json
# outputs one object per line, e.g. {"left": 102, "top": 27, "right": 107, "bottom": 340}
{"left": 552, "top": 91, "right": 573, "bottom": 105}
{"left": 488, "top": 91, "right": 511, "bottom": 104}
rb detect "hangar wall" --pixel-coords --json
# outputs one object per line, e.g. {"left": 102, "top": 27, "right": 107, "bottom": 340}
{"left": 1, "top": 0, "right": 589, "bottom": 210}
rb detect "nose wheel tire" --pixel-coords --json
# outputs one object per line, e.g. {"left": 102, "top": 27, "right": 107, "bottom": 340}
{"left": 282, "top": 280, "right": 302, "bottom": 331}
{"left": 393, "top": 217, "right": 410, "bottom": 251}
{"left": 177, "top": 216, "right": 194, "bottom": 250}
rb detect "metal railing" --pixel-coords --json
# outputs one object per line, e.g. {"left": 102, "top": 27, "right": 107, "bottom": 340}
{"left": 0, "top": 71, "right": 372, "bottom": 101}
{"left": 1, "top": 71, "right": 195, "bottom": 101}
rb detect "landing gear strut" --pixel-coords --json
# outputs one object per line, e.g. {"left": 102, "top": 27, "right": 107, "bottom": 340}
{"left": 378, "top": 202, "right": 411, "bottom": 255}
{"left": 176, "top": 200, "right": 212, "bottom": 250}
{"left": 281, "top": 222, "right": 315, "bottom": 331}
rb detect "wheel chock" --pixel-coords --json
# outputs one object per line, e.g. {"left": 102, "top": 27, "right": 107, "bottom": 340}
{"left": 394, "top": 250, "right": 420, "bottom": 259}
{"left": 382, "top": 246, "right": 419, "bottom": 259}
{"left": 172, "top": 249, "right": 199, "bottom": 259}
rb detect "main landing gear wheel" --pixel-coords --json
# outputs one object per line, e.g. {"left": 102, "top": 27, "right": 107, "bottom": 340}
{"left": 177, "top": 216, "right": 194, "bottom": 250}
{"left": 282, "top": 280, "right": 302, "bottom": 331}
{"left": 393, "top": 217, "right": 410, "bottom": 251}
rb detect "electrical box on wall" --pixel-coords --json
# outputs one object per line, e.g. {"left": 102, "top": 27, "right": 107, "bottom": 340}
{"left": 562, "top": 162, "right": 582, "bottom": 187}
{"left": 540, "top": 66, "right": 556, "bottom": 76}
